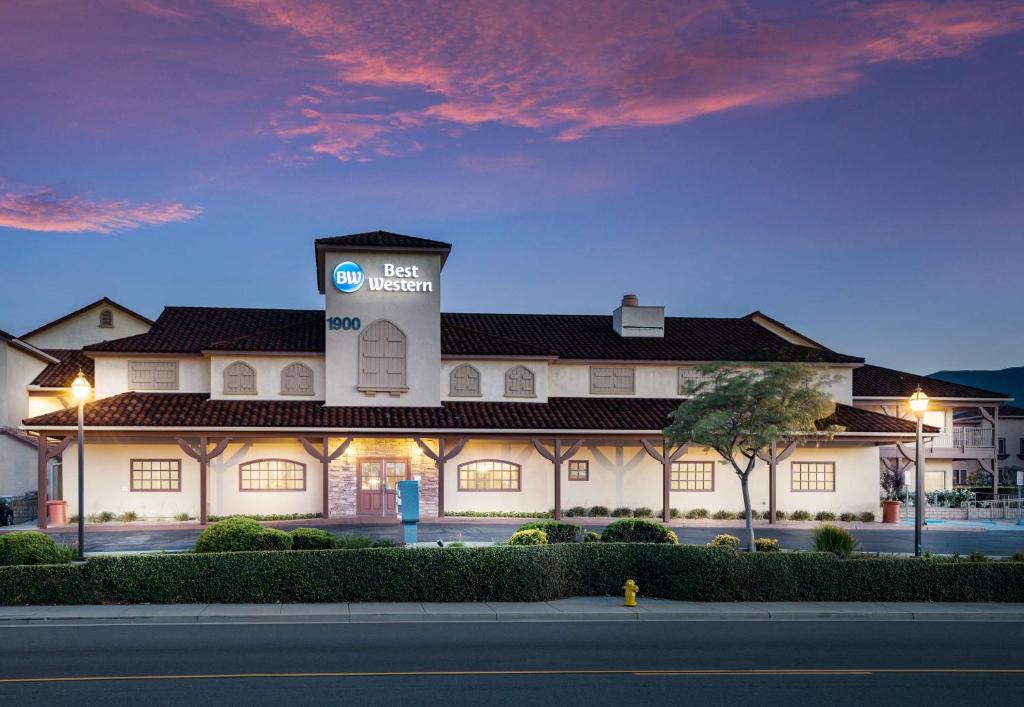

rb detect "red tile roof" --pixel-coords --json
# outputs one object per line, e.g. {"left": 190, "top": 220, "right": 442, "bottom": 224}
{"left": 315, "top": 231, "right": 452, "bottom": 250}
{"left": 84, "top": 306, "right": 861, "bottom": 363}
{"left": 22, "top": 393, "right": 923, "bottom": 435}
{"left": 853, "top": 364, "right": 1010, "bottom": 400}
{"left": 31, "top": 350, "right": 95, "bottom": 388}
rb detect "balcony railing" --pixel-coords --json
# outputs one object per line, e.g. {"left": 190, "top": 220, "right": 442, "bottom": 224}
{"left": 928, "top": 426, "right": 994, "bottom": 449}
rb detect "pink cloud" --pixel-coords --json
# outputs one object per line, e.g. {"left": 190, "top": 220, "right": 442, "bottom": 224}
{"left": 0, "top": 181, "right": 202, "bottom": 234}
{"left": 225, "top": 0, "right": 1024, "bottom": 161}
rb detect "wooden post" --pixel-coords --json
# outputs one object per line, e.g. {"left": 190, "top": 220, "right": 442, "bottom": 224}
{"left": 299, "top": 437, "right": 353, "bottom": 519}
{"left": 531, "top": 438, "right": 584, "bottom": 520}
{"left": 756, "top": 441, "right": 796, "bottom": 524}
{"left": 37, "top": 434, "right": 48, "bottom": 529}
{"left": 641, "top": 440, "right": 689, "bottom": 522}
{"left": 176, "top": 436, "right": 232, "bottom": 525}
{"left": 413, "top": 438, "right": 468, "bottom": 518}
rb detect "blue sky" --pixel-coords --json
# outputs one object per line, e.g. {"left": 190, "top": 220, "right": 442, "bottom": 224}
{"left": 1, "top": 0, "right": 1022, "bottom": 373}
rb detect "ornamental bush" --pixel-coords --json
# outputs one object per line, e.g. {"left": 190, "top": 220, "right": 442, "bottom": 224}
{"left": 564, "top": 506, "right": 587, "bottom": 518}
{"left": 789, "top": 510, "right": 812, "bottom": 521}
{"left": 0, "top": 531, "right": 74, "bottom": 566}
{"left": 600, "top": 519, "right": 679, "bottom": 544}
{"left": 686, "top": 508, "right": 709, "bottom": 519}
{"left": 859, "top": 512, "right": 876, "bottom": 523}
{"left": 839, "top": 513, "right": 857, "bottom": 522}
{"left": 755, "top": 537, "right": 781, "bottom": 552}
{"left": 815, "top": 511, "right": 837, "bottom": 522}
{"left": 195, "top": 517, "right": 269, "bottom": 553}
{"left": 290, "top": 528, "right": 336, "bottom": 550}
{"left": 251, "top": 527, "right": 293, "bottom": 551}
{"left": 587, "top": 506, "right": 610, "bottom": 517}
{"left": 812, "top": 524, "right": 859, "bottom": 558}
{"left": 708, "top": 534, "right": 741, "bottom": 550}
{"left": 516, "top": 521, "right": 581, "bottom": 543}
{"left": 711, "top": 510, "right": 732, "bottom": 520}
{"left": 633, "top": 507, "right": 654, "bottom": 518}
{"left": 584, "top": 531, "right": 600, "bottom": 542}
{"left": 508, "top": 529, "right": 548, "bottom": 546}
{"left": 610, "top": 507, "right": 633, "bottom": 518}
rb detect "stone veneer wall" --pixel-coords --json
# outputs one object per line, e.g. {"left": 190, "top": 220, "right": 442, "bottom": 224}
{"left": 327, "top": 437, "right": 438, "bottom": 518}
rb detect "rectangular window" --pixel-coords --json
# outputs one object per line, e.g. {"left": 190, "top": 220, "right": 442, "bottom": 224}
{"left": 791, "top": 462, "right": 835, "bottom": 492}
{"left": 998, "top": 437, "right": 1006, "bottom": 455}
{"left": 128, "top": 360, "right": 179, "bottom": 390}
{"left": 952, "top": 468, "right": 968, "bottom": 486}
{"left": 458, "top": 460, "right": 521, "bottom": 491}
{"left": 239, "top": 459, "right": 306, "bottom": 491}
{"left": 1019, "top": 438, "right": 1024, "bottom": 456}
{"left": 671, "top": 461, "right": 714, "bottom": 491}
{"left": 131, "top": 459, "right": 181, "bottom": 492}
{"left": 568, "top": 460, "right": 589, "bottom": 481}
{"left": 590, "top": 367, "right": 635, "bottom": 394}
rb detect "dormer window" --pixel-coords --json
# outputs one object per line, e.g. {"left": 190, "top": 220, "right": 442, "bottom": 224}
{"left": 449, "top": 364, "right": 481, "bottom": 397}
{"left": 504, "top": 365, "right": 535, "bottom": 398}
{"left": 281, "top": 362, "right": 314, "bottom": 396}
{"left": 99, "top": 308, "right": 114, "bottom": 328}
{"left": 224, "top": 361, "right": 257, "bottom": 395}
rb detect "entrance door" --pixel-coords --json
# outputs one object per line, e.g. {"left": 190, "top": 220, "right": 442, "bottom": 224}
{"left": 357, "top": 459, "right": 409, "bottom": 515}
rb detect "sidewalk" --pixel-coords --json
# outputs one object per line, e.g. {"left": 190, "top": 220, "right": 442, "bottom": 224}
{"left": 3, "top": 598, "right": 1024, "bottom": 625}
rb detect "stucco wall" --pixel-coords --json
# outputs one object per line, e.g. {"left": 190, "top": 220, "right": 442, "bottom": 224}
{"left": 94, "top": 356, "right": 210, "bottom": 398}
{"left": 0, "top": 435, "right": 37, "bottom": 496}
{"left": 3, "top": 345, "right": 47, "bottom": 427}
{"left": 208, "top": 355, "right": 325, "bottom": 400}
{"left": 440, "top": 360, "right": 549, "bottom": 402}
{"left": 324, "top": 250, "right": 442, "bottom": 407}
{"left": 61, "top": 440, "right": 322, "bottom": 519}
{"left": 23, "top": 304, "right": 150, "bottom": 349}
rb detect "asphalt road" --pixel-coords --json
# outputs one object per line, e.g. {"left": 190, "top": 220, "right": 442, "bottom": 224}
{"left": 1, "top": 620, "right": 1021, "bottom": 705}
{"left": 33, "top": 520, "right": 1024, "bottom": 555}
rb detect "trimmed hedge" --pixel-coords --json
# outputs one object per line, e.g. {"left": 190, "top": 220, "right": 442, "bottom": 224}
{"left": 600, "top": 519, "right": 679, "bottom": 544}
{"left": 0, "top": 531, "right": 74, "bottom": 566}
{"left": 516, "top": 521, "right": 581, "bottom": 543}
{"left": 290, "top": 528, "right": 336, "bottom": 550}
{"left": 4, "top": 545, "right": 1024, "bottom": 605}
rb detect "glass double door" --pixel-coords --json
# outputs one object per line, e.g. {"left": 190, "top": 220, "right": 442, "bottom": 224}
{"left": 357, "top": 459, "right": 409, "bottom": 515}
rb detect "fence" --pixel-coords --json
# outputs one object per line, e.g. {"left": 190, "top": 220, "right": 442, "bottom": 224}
{"left": 9, "top": 492, "right": 37, "bottom": 523}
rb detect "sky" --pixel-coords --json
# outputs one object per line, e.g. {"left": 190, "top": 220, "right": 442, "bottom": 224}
{"left": 1, "top": 0, "right": 1022, "bottom": 374}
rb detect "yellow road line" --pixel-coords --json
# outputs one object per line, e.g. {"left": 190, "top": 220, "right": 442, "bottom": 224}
{"left": 1, "top": 667, "right": 1023, "bottom": 684}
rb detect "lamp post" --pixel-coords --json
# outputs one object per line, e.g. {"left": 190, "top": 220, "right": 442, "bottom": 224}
{"left": 70, "top": 370, "right": 90, "bottom": 561}
{"left": 908, "top": 385, "right": 929, "bottom": 557}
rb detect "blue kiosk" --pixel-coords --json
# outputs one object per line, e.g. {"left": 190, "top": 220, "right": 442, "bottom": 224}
{"left": 395, "top": 479, "right": 420, "bottom": 544}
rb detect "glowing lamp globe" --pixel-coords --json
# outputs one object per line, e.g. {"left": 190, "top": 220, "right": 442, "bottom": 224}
{"left": 908, "top": 386, "right": 929, "bottom": 415}
{"left": 71, "top": 371, "right": 91, "bottom": 402}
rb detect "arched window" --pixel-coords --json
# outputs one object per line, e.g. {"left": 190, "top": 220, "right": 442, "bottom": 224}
{"left": 281, "top": 362, "right": 314, "bottom": 396}
{"left": 504, "top": 365, "right": 535, "bottom": 398}
{"left": 98, "top": 308, "right": 113, "bottom": 328}
{"left": 224, "top": 361, "right": 256, "bottom": 394}
{"left": 449, "top": 363, "right": 481, "bottom": 397}
{"left": 457, "top": 459, "right": 521, "bottom": 491}
{"left": 239, "top": 459, "right": 306, "bottom": 491}
{"left": 359, "top": 319, "right": 407, "bottom": 394}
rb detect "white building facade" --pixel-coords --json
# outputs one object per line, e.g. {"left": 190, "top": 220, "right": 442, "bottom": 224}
{"left": 19, "top": 231, "right": 996, "bottom": 526}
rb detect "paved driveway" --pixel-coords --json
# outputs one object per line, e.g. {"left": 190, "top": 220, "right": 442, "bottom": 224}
{"left": 19, "top": 519, "right": 1024, "bottom": 556}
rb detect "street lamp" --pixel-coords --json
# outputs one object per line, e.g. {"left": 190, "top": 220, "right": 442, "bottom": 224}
{"left": 71, "top": 370, "right": 90, "bottom": 561}
{"left": 908, "top": 385, "right": 929, "bottom": 557}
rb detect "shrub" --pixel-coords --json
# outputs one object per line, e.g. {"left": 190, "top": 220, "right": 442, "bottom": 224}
{"left": 815, "top": 511, "right": 837, "bottom": 522}
{"left": 444, "top": 510, "right": 552, "bottom": 518}
{"left": 775, "top": 510, "right": 787, "bottom": 521}
{"left": 332, "top": 535, "right": 395, "bottom": 550}
{"left": 633, "top": 507, "right": 654, "bottom": 518}
{"left": 966, "top": 551, "right": 988, "bottom": 563}
{"left": 117, "top": 511, "right": 139, "bottom": 522}
{"left": 564, "top": 506, "right": 587, "bottom": 518}
{"left": 839, "top": 512, "right": 857, "bottom": 522}
{"left": 0, "top": 532, "right": 74, "bottom": 566}
{"left": 508, "top": 529, "right": 548, "bottom": 546}
{"left": 87, "top": 511, "right": 115, "bottom": 523}
{"left": 207, "top": 513, "right": 322, "bottom": 522}
{"left": 711, "top": 510, "right": 732, "bottom": 520}
{"left": 195, "top": 517, "right": 267, "bottom": 553}
{"left": 790, "top": 510, "right": 812, "bottom": 521}
{"left": 686, "top": 508, "right": 709, "bottom": 519}
{"left": 610, "top": 507, "right": 633, "bottom": 518}
{"left": 587, "top": 506, "right": 610, "bottom": 517}
{"left": 733, "top": 511, "right": 750, "bottom": 520}
{"left": 584, "top": 531, "right": 600, "bottom": 542}
{"left": 517, "top": 521, "right": 581, "bottom": 544}
{"left": 755, "top": 537, "right": 780, "bottom": 553}
{"left": 290, "top": 528, "right": 336, "bottom": 550}
{"left": 708, "top": 534, "right": 741, "bottom": 550}
{"left": 601, "top": 519, "right": 679, "bottom": 544}
{"left": 173, "top": 513, "right": 191, "bottom": 522}
{"left": 251, "top": 528, "right": 293, "bottom": 551}
{"left": 859, "top": 512, "right": 876, "bottom": 523}
{"left": 812, "top": 524, "right": 859, "bottom": 558}
{"left": 669, "top": 508, "right": 682, "bottom": 519}
{"left": 1009, "top": 551, "right": 1024, "bottom": 563}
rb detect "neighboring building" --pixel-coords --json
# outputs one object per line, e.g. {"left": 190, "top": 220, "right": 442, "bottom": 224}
{"left": 0, "top": 299, "right": 152, "bottom": 499}
{"left": 21, "top": 232, "right": 941, "bottom": 526}
{"left": 851, "top": 365, "right": 1013, "bottom": 495}
{"left": 955, "top": 405, "right": 1024, "bottom": 488}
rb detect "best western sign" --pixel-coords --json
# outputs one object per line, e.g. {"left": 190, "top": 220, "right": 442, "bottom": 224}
{"left": 332, "top": 261, "right": 434, "bottom": 294}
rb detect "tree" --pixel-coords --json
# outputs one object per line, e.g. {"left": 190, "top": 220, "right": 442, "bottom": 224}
{"left": 664, "top": 363, "right": 842, "bottom": 551}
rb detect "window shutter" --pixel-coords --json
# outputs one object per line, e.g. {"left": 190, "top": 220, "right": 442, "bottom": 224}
{"left": 281, "top": 362, "right": 314, "bottom": 395}
{"left": 360, "top": 320, "right": 407, "bottom": 390}
{"left": 591, "top": 367, "right": 634, "bottom": 394}
{"left": 450, "top": 364, "right": 481, "bottom": 396}
{"left": 505, "top": 366, "right": 535, "bottom": 397}
{"left": 224, "top": 361, "right": 256, "bottom": 394}
{"left": 128, "top": 361, "right": 179, "bottom": 390}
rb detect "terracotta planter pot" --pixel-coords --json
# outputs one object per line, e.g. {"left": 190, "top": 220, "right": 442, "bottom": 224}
{"left": 882, "top": 500, "right": 901, "bottom": 524}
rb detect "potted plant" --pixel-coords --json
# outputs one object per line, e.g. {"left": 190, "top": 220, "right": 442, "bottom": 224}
{"left": 880, "top": 465, "right": 906, "bottom": 524}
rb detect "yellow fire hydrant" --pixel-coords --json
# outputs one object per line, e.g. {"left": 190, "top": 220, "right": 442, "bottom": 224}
{"left": 623, "top": 579, "right": 639, "bottom": 607}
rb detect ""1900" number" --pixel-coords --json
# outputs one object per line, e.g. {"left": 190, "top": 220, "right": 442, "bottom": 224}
{"left": 327, "top": 316, "right": 361, "bottom": 331}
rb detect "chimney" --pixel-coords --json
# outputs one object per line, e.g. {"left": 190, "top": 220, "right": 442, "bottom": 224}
{"left": 613, "top": 294, "right": 664, "bottom": 338}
